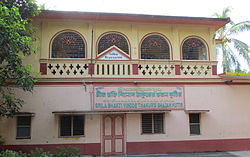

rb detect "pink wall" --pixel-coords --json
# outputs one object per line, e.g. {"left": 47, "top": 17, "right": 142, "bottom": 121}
{"left": 126, "top": 84, "right": 250, "bottom": 142}
{"left": 0, "top": 85, "right": 101, "bottom": 145}
{"left": 1, "top": 83, "right": 250, "bottom": 154}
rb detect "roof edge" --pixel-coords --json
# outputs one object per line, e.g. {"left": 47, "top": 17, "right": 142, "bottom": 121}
{"left": 34, "top": 10, "right": 230, "bottom": 30}
{"left": 219, "top": 72, "right": 250, "bottom": 81}
{"left": 39, "top": 10, "right": 230, "bottom": 21}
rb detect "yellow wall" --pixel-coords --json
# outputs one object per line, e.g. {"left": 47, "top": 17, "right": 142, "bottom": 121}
{"left": 25, "top": 19, "right": 216, "bottom": 73}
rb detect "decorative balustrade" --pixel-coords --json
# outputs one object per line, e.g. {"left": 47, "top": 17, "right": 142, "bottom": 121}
{"left": 94, "top": 61, "right": 132, "bottom": 77}
{"left": 180, "top": 64, "right": 212, "bottom": 76}
{"left": 48, "top": 63, "right": 89, "bottom": 76}
{"left": 40, "top": 59, "right": 218, "bottom": 79}
{"left": 137, "top": 62, "right": 176, "bottom": 78}
{"left": 40, "top": 60, "right": 90, "bottom": 77}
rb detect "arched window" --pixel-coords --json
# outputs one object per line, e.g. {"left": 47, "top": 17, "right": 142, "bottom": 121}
{"left": 182, "top": 37, "right": 208, "bottom": 60}
{"left": 51, "top": 31, "right": 86, "bottom": 58}
{"left": 141, "top": 35, "right": 170, "bottom": 59}
{"left": 97, "top": 32, "right": 129, "bottom": 54}
{"left": 141, "top": 34, "right": 170, "bottom": 59}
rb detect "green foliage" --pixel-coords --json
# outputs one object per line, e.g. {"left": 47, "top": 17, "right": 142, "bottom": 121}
{"left": 0, "top": 147, "right": 81, "bottom": 157}
{"left": 54, "top": 146, "right": 80, "bottom": 157}
{"left": 0, "top": 0, "right": 41, "bottom": 117}
{"left": 29, "top": 148, "right": 53, "bottom": 157}
{"left": 3, "top": 0, "right": 40, "bottom": 20}
{"left": 0, "top": 150, "right": 28, "bottom": 157}
{"left": 233, "top": 69, "right": 250, "bottom": 74}
{"left": 214, "top": 7, "right": 250, "bottom": 72}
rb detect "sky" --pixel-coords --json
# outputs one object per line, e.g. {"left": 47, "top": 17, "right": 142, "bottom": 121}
{"left": 36, "top": 0, "right": 250, "bottom": 71}
{"left": 36, "top": 0, "right": 249, "bottom": 22}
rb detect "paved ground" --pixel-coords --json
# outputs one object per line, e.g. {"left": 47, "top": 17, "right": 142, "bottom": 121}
{"left": 92, "top": 151, "right": 250, "bottom": 157}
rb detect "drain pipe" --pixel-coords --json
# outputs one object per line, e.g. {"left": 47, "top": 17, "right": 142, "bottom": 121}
{"left": 90, "top": 28, "right": 94, "bottom": 77}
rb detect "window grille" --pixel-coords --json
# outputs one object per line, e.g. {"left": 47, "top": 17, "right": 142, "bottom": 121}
{"left": 51, "top": 32, "right": 85, "bottom": 58}
{"left": 98, "top": 33, "right": 129, "bottom": 54}
{"left": 16, "top": 116, "right": 31, "bottom": 139}
{"left": 60, "top": 116, "right": 72, "bottom": 136}
{"left": 60, "top": 115, "right": 85, "bottom": 137}
{"left": 142, "top": 113, "right": 164, "bottom": 134}
{"left": 182, "top": 38, "right": 207, "bottom": 60}
{"left": 189, "top": 113, "right": 200, "bottom": 135}
{"left": 141, "top": 35, "right": 170, "bottom": 59}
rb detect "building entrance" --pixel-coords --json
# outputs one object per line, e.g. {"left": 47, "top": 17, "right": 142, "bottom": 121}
{"left": 102, "top": 114, "right": 125, "bottom": 155}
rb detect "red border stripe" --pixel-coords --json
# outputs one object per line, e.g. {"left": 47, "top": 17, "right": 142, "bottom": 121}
{"left": 88, "top": 63, "right": 95, "bottom": 75}
{"left": 175, "top": 65, "right": 181, "bottom": 75}
{"left": 127, "top": 138, "right": 250, "bottom": 155}
{"left": 34, "top": 81, "right": 250, "bottom": 86}
{"left": 132, "top": 64, "right": 139, "bottom": 75}
{"left": 2, "top": 138, "right": 250, "bottom": 155}
{"left": 212, "top": 65, "right": 217, "bottom": 75}
{"left": 40, "top": 63, "right": 47, "bottom": 75}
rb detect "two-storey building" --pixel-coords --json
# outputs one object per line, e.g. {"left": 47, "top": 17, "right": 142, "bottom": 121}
{"left": 1, "top": 11, "right": 250, "bottom": 156}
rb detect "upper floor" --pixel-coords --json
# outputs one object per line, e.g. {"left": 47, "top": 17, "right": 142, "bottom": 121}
{"left": 28, "top": 11, "right": 229, "bottom": 81}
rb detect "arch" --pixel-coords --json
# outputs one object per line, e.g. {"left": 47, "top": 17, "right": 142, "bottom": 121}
{"left": 97, "top": 31, "right": 130, "bottom": 55}
{"left": 140, "top": 33, "right": 171, "bottom": 60}
{"left": 50, "top": 30, "right": 86, "bottom": 58}
{"left": 181, "top": 36, "right": 208, "bottom": 60}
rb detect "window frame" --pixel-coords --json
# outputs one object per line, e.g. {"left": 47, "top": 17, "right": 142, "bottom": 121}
{"left": 96, "top": 31, "right": 131, "bottom": 56}
{"left": 59, "top": 115, "right": 85, "bottom": 137}
{"left": 50, "top": 30, "right": 87, "bottom": 59}
{"left": 181, "top": 36, "right": 209, "bottom": 61}
{"left": 189, "top": 113, "right": 201, "bottom": 136}
{"left": 140, "top": 33, "right": 172, "bottom": 60}
{"left": 16, "top": 116, "right": 32, "bottom": 139}
{"left": 141, "top": 113, "right": 165, "bottom": 134}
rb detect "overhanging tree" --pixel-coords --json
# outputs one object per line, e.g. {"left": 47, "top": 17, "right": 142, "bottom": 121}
{"left": 0, "top": 0, "right": 40, "bottom": 117}
{"left": 214, "top": 7, "right": 250, "bottom": 72}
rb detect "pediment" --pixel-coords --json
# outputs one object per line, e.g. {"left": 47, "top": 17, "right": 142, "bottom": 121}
{"left": 97, "top": 46, "right": 130, "bottom": 60}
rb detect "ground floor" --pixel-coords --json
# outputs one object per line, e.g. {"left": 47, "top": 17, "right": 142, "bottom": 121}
{"left": 2, "top": 137, "right": 250, "bottom": 156}
{"left": 1, "top": 82, "right": 250, "bottom": 156}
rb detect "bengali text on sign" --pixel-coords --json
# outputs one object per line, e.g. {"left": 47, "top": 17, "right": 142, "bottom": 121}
{"left": 93, "top": 86, "right": 185, "bottom": 111}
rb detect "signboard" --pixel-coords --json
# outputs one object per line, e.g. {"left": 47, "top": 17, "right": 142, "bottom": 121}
{"left": 98, "top": 49, "right": 129, "bottom": 60}
{"left": 97, "top": 46, "right": 130, "bottom": 60}
{"left": 93, "top": 86, "right": 185, "bottom": 111}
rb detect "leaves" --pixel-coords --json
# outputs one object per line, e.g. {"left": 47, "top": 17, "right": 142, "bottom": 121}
{"left": 0, "top": 1, "right": 40, "bottom": 117}
{"left": 213, "top": 7, "right": 232, "bottom": 19}
{"left": 214, "top": 7, "right": 250, "bottom": 72}
{"left": 3, "top": 0, "right": 40, "bottom": 20}
{"left": 229, "top": 21, "right": 250, "bottom": 36}
{"left": 0, "top": 147, "right": 80, "bottom": 157}
{"left": 0, "top": 88, "right": 24, "bottom": 117}
{"left": 0, "top": 150, "right": 28, "bottom": 157}
{"left": 231, "top": 38, "right": 250, "bottom": 66}
{"left": 30, "top": 148, "right": 54, "bottom": 157}
{"left": 54, "top": 146, "right": 81, "bottom": 157}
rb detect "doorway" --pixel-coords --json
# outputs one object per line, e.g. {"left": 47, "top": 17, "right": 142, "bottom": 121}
{"left": 102, "top": 114, "right": 125, "bottom": 155}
